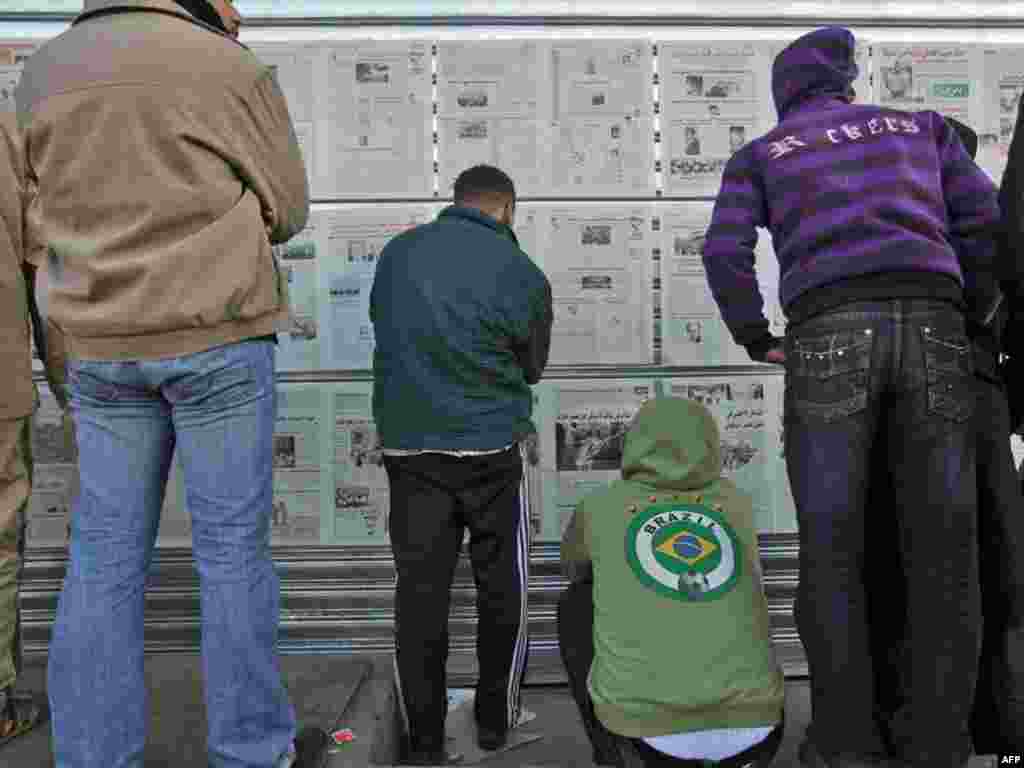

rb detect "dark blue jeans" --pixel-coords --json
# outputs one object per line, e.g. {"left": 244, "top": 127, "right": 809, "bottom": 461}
{"left": 784, "top": 299, "right": 980, "bottom": 768}
{"left": 869, "top": 372, "right": 1024, "bottom": 754}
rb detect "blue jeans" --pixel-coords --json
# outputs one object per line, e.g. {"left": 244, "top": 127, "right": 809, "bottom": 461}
{"left": 784, "top": 300, "right": 980, "bottom": 768}
{"left": 48, "top": 340, "right": 296, "bottom": 768}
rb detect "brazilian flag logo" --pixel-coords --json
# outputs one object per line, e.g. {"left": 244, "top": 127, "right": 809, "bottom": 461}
{"left": 625, "top": 502, "right": 741, "bottom": 602}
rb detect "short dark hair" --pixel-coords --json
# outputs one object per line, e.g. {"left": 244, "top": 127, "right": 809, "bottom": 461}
{"left": 453, "top": 165, "right": 516, "bottom": 207}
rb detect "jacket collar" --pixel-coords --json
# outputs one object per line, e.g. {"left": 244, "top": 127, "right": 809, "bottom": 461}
{"left": 439, "top": 205, "right": 520, "bottom": 247}
{"left": 82, "top": 0, "right": 192, "bottom": 17}
{"left": 439, "top": 205, "right": 501, "bottom": 231}
{"left": 76, "top": 0, "right": 242, "bottom": 47}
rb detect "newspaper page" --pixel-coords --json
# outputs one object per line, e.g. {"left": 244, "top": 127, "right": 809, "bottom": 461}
{"left": 274, "top": 214, "right": 321, "bottom": 372}
{"left": 271, "top": 384, "right": 327, "bottom": 545}
{"left": 549, "top": 41, "right": 654, "bottom": 196}
{"left": 0, "top": 41, "right": 37, "bottom": 112}
{"left": 542, "top": 380, "right": 654, "bottom": 539}
{"left": 874, "top": 44, "right": 972, "bottom": 122}
{"left": 319, "top": 206, "right": 432, "bottom": 371}
{"left": 25, "top": 385, "right": 76, "bottom": 547}
{"left": 437, "top": 41, "right": 549, "bottom": 197}
{"left": 657, "top": 204, "right": 780, "bottom": 366}
{"left": 658, "top": 42, "right": 770, "bottom": 196}
{"left": 976, "top": 45, "right": 1024, "bottom": 184}
{"left": 247, "top": 43, "right": 318, "bottom": 190}
{"left": 666, "top": 376, "right": 785, "bottom": 531}
{"left": 330, "top": 383, "right": 390, "bottom": 544}
{"left": 513, "top": 203, "right": 547, "bottom": 268}
{"left": 545, "top": 206, "right": 654, "bottom": 365}
{"left": 321, "top": 41, "right": 433, "bottom": 198}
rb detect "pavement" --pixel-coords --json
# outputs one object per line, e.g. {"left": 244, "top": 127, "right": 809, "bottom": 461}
{"left": 1, "top": 654, "right": 1006, "bottom": 767}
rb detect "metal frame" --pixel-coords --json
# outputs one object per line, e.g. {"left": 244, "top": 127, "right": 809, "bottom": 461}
{"left": 2, "top": 13, "right": 1024, "bottom": 27}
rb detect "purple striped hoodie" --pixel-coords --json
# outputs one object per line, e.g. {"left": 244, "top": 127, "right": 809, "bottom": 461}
{"left": 702, "top": 26, "right": 1000, "bottom": 354}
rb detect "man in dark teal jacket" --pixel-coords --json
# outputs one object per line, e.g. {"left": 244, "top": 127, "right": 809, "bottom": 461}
{"left": 370, "top": 165, "right": 553, "bottom": 767}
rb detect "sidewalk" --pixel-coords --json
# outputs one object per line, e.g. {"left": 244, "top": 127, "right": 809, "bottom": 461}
{"left": 2, "top": 654, "right": 1000, "bottom": 767}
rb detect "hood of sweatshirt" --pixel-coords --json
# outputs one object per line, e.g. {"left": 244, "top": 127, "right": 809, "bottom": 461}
{"left": 620, "top": 397, "right": 720, "bottom": 492}
{"left": 771, "top": 26, "right": 858, "bottom": 120}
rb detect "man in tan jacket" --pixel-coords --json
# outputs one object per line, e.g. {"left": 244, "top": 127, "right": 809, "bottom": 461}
{"left": 16, "top": 2, "right": 327, "bottom": 766}
{"left": 0, "top": 108, "right": 55, "bottom": 752}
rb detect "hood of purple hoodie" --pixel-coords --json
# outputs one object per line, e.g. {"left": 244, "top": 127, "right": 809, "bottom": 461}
{"left": 771, "top": 27, "right": 858, "bottom": 120}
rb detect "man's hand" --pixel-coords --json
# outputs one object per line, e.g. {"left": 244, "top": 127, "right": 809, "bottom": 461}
{"left": 765, "top": 346, "right": 786, "bottom": 365}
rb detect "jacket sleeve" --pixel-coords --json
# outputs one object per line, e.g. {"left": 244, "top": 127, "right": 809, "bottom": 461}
{"left": 513, "top": 273, "right": 553, "bottom": 385}
{"left": 999, "top": 98, "right": 1024, "bottom": 306}
{"left": 701, "top": 146, "right": 773, "bottom": 359}
{"left": 226, "top": 67, "right": 310, "bottom": 245}
{"left": 935, "top": 112, "right": 1000, "bottom": 322}
{"left": 505, "top": 264, "right": 553, "bottom": 386}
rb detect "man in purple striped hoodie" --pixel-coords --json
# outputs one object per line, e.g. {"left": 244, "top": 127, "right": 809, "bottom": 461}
{"left": 702, "top": 26, "right": 1000, "bottom": 768}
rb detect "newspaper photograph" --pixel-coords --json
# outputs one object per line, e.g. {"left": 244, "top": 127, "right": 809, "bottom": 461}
{"left": 26, "top": 385, "right": 76, "bottom": 547}
{"left": 320, "top": 207, "right": 431, "bottom": 371}
{"left": 659, "top": 42, "right": 768, "bottom": 195}
{"left": 438, "top": 41, "right": 548, "bottom": 195}
{"left": 331, "top": 384, "right": 390, "bottom": 544}
{"left": 658, "top": 204, "right": 781, "bottom": 366}
{"left": 274, "top": 213, "right": 320, "bottom": 372}
{"left": 875, "top": 44, "right": 971, "bottom": 121}
{"left": 323, "top": 42, "right": 433, "bottom": 197}
{"left": 549, "top": 41, "right": 654, "bottom": 195}
{"left": 248, "top": 43, "right": 317, "bottom": 189}
{"left": 545, "top": 207, "right": 654, "bottom": 365}
{"left": 667, "top": 376, "right": 785, "bottom": 530}
{"left": 545, "top": 380, "right": 653, "bottom": 538}
{"left": 271, "top": 385, "right": 326, "bottom": 545}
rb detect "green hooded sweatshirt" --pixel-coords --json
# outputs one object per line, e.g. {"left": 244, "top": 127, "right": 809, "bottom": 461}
{"left": 561, "top": 396, "right": 784, "bottom": 737}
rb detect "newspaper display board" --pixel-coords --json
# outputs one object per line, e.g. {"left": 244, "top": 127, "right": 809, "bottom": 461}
{"left": 248, "top": 43, "right": 319, "bottom": 191}
{"left": 274, "top": 215, "right": 321, "bottom": 372}
{"left": 437, "top": 41, "right": 549, "bottom": 197}
{"left": 12, "top": 28, "right": 1024, "bottom": 548}
{"left": 664, "top": 376, "right": 788, "bottom": 531}
{"left": 977, "top": 46, "right": 1023, "bottom": 185}
{"left": 271, "top": 384, "right": 329, "bottom": 544}
{"left": 318, "top": 206, "right": 433, "bottom": 371}
{"left": 655, "top": 203, "right": 780, "bottom": 366}
{"left": 320, "top": 41, "right": 434, "bottom": 198}
{"left": 543, "top": 205, "right": 654, "bottom": 365}
{"left": 535, "top": 379, "right": 654, "bottom": 540}
{"left": 658, "top": 41, "right": 773, "bottom": 196}
{"left": 548, "top": 40, "right": 655, "bottom": 196}
{"left": 874, "top": 43, "right": 972, "bottom": 122}
{"left": 329, "top": 382, "right": 390, "bottom": 544}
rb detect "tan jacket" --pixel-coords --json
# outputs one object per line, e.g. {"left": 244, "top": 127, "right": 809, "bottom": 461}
{"left": 15, "top": 0, "right": 309, "bottom": 361}
{"left": 0, "top": 111, "right": 35, "bottom": 419}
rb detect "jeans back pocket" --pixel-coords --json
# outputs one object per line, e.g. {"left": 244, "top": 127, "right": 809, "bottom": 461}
{"left": 920, "top": 324, "right": 974, "bottom": 423}
{"left": 787, "top": 329, "right": 874, "bottom": 423}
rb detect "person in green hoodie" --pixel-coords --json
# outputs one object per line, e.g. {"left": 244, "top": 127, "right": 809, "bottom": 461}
{"left": 559, "top": 396, "right": 785, "bottom": 767}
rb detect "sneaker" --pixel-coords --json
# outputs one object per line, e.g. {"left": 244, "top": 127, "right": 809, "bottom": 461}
{"left": 476, "top": 723, "right": 507, "bottom": 751}
{"left": 0, "top": 688, "right": 49, "bottom": 749}
{"left": 401, "top": 748, "right": 465, "bottom": 765}
{"left": 291, "top": 726, "right": 330, "bottom": 768}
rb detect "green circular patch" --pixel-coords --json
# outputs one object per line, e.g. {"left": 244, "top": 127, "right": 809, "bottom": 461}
{"left": 625, "top": 502, "right": 742, "bottom": 602}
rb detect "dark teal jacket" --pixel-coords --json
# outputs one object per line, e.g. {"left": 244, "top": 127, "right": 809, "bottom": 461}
{"left": 370, "top": 206, "right": 553, "bottom": 451}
